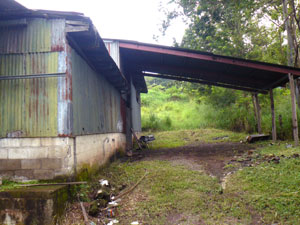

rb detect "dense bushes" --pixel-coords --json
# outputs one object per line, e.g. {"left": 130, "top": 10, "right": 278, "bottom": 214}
{"left": 141, "top": 78, "right": 297, "bottom": 140}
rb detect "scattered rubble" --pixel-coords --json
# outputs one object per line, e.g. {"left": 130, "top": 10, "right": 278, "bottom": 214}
{"left": 226, "top": 147, "right": 300, "bottom": 172}
{"left": 87, "top": 180, "right": 121, "bottom": 218}
{"left": 74, "top": 172, "right": 148, "bottom": 224}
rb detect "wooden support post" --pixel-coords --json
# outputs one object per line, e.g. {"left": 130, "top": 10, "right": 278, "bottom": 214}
{"left": 252, "top": 94, "right": 258, "bottom": 127}
{"left": 270, "top": 89, "right": 277, "bottom": 141}
{"left": 253, "top": 93, "right": 262, "bottom": 134}
{"left": 289, "top": 73, "right": 299, "bottom": 146}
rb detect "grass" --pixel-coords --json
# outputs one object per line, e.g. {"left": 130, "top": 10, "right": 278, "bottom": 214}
{"left": 143, "top": 128, "right": 248, "bottom": 149}
{"left": 257, "top": 140, "right": 299, "bottom": 156}
{"left": 0, "top": 179, "right": 40, "bottom": 191}
{"left": 99, "top": 160, "right": 253, "bottom": 225}
{"left": 225, "top": 142, "right": 300, "bottom": 224}
{"left": 99, "top": 130, "right": 300, "bottom": 224}
{"left": 227, "top": 159, "right": 300, "bottom": 224}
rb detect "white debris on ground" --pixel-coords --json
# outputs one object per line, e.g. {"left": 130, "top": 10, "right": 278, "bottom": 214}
{"left": 108, "top": 198, "right": 121, "bottom": 207}
{"left": 99, "top": 179, "right": 109, "bottom": 186}
{"left": 108, "top": 201, "right": 118, "bottom": 207}
{"left": 131, "top": 221, "right": 139, "bottom": 225}
{"left": 221, "top": 172, "right": 232, "bottom": 190}
{"left": 107, "top": 219, "right": 119, "bottom": 225}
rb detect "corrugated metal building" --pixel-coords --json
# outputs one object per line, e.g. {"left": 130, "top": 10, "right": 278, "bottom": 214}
{"left": 0, "top": 2, "right": 146, "bottom": 180}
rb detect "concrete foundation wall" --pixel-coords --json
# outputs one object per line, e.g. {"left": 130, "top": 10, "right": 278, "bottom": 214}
{"left": 0, "top": 137, "right": 75, "bottom": 180}
{"left": 75, "top": 133, "right": 126, "bottom": 168}
{"left": 0, "top": 133, "right": 126, "bottom": 180}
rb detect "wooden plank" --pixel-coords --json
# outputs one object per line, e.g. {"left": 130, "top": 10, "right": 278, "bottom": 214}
{"left": 270, "top": 89, "right": 277, "bottom": 141}
{"left": 19, "top": 182, "right": 87, "bottom": 187}
{"left": 66, "top": 20, "right": 89, "bottom": 26}
{"left": 246, "top": 134, "right": 270, "bottom": 143}
{"left": 253, "top": 94, "right": 262, "bottom": 134}
{"left": 65, "top": 25, "right": 89, "bottom": 33}
{"left": 289, "top": 73, "right": 299, "bottom": 146}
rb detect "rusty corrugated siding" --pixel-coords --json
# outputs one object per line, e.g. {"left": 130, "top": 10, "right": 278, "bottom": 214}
{"left": 0, "top": 77, "right": 58, "bottom": 137}
{"left": 131, "top": 81, "right": 142, "bottom": 132}
{"left": 71, "top": 46, "right": 123, "bottom": 135}
{"left": 0, "top": 52, "right": 66, "bottom": 76}
{"left": 0, "top": 18, "right": 67, "bottom": 138}
{"left": 104, "top": 41, "right": 120, "bottom": 68}
{"left": 0, "top": 18, "right": 65, "bottom": 54}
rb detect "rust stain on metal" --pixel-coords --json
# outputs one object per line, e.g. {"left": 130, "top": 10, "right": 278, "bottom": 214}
{"left": 65, "top": 45, "right": 72, "bottom": 101}
{"left": 51, "top": 45, "right": 65, "bottom": 52}
{"left": 58, "top": 134, "right": 71, "bottom": 137}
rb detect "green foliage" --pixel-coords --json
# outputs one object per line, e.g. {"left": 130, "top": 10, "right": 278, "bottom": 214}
{"left": 141, "top": 77, "right": 296, "bottom": 138}
{"left": 141, "top": 80, "right": 206, "bottom": 131}
{"left": 162, "top": 0, "right": 287, "bottom": 65}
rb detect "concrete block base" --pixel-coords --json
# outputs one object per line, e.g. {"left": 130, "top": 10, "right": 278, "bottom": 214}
{"left": 0, "top": 133, "right": 126, "bottom": 180}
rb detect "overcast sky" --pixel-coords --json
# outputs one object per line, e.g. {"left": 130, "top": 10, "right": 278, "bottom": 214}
{"left": 16, "top": 0, "right": 186, "bottom": 46}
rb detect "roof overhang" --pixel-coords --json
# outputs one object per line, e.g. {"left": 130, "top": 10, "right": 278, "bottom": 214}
{"left": 116, "top": 40, "right": 300, "bottom": 94}
{"left": 0, "top": 2, "right": 127, "bottom": 93}
{"left": 0, "top": 0, "right": 28, "bottom": 12}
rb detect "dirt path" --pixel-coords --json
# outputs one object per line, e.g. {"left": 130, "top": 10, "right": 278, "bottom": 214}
{"left": 124, "top": 142, "right": 262, "bottom": 224}
{"left": 64, "top": 142, "right": 260, "bottom": 225}
{"left": 130, "top": 142, "right": 254, "bottom": 180}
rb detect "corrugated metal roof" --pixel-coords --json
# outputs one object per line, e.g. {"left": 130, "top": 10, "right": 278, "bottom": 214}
{"left": 0, "top": 4, "right": 127, "bottom": 92}
{"left": 117, "top": 40, "right": 300, "bottom": 93}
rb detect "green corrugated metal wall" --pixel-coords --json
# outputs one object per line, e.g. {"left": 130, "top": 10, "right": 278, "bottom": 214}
{"left": 0, "top": 52, "right": 63, "bottom": 75}
{"left": 71, "top": 48, "right": 123, "bottom": 135}
{"left": 0, "top": 18, "right": 66, "bottom": 138}
{"left": 0, "top": 78, "right": 58, "bottom": 137}
{"left": 0, "top": 18, "right": 65, "bottom": 53}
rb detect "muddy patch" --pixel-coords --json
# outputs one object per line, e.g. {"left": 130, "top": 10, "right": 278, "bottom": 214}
{"left": 130, "top": 143, "right": 253, "bottom": 180}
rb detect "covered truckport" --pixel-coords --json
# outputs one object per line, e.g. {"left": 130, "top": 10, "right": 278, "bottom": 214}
{"left": 113, "top": 39, "right": 300, "bottom": 145}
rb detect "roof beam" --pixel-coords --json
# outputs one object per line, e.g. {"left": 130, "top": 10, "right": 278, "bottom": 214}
{"left": 137, "top": 64, "right": 269, "bottom": 90}
{"left": 143, "top": 73, "right": 268, "bottom": 94}
{"left": 120, "top": 42, "right": 300, "bottom": 76}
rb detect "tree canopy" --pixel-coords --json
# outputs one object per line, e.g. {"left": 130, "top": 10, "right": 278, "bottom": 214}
{"left": 161, "top": 0, "right": 300, "bottom": 65}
